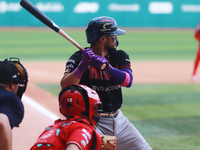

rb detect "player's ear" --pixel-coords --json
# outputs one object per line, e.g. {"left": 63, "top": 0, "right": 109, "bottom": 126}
{"left": 8, "top": 83, "right": 16, "bottom": 93}
{"left": 100, "top": 37, "right": 106, "bottom": 43}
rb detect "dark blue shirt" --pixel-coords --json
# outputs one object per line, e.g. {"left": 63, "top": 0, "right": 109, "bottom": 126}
{"left": 0, "top": 86, "right": 24, "bottom": 129}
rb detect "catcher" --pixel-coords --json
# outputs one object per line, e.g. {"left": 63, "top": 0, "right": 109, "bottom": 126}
{"left": 30, "top": 84, "right": 116, "bottom": 150}
{"left": 0, "top": 57, "right": 28, "bottom": 150}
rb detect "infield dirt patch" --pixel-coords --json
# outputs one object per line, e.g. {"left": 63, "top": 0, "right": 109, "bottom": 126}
{"left": 21, "top": 61, "right": 199, "bottom": 84}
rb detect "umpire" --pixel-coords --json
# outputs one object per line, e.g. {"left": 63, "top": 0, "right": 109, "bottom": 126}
{"left": 0, "top": 58, "right": 28, "bottom": 150}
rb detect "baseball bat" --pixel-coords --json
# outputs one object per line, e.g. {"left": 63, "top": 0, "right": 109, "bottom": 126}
{"left": 20, "top": 0, "right": 106, "bottom": 69}
{"left": 20, "top": 0, "right": 84, "bottom": 51}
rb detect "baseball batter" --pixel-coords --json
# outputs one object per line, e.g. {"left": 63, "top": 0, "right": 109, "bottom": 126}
{"left": 192, "top": 22, "right": 200, "bottom": 82}
{"left": 60, "top": 16, "right": 152, "bottom": 150}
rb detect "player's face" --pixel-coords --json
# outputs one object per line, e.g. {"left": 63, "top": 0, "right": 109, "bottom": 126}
{"left": 104, "top": 35, "right": 118, "bottom": 50}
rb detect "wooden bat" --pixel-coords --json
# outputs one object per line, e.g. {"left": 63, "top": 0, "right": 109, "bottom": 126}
{"left": 20, "top": 0, "right": 106, "bottom": 69}
{"left": 20, "top": 0, "right": 84, "bottom": 51}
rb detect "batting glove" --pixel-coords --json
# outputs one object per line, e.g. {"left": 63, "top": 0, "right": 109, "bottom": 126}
{"left": 79, "top": 48, "right": 96, "bottom": 70}
{"left": 92, "top": 55, "right": 112, "bottom": 71}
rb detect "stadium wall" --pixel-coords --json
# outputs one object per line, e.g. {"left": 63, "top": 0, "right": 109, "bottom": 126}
{"left": 0, "top": 0, "right": 200, "bottom": 27}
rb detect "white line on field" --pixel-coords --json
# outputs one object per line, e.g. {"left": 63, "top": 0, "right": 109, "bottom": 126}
{"left": 22, "top": 95, "right": 60, "bottom": 121}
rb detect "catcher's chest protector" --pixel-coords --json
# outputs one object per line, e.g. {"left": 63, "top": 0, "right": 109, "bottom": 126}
{"left": 30, "top": 122, "right": 67, "bottom": 150}
{"left": 30, "top": 119, "right": 101, "bottom": 150}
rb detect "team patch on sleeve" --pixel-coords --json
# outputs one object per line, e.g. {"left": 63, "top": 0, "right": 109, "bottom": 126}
{"left": 65, "top": 59, "right": 76, "bottom": 73}
{"left": 65, "top": 68, "right": 71, "bottom": 73}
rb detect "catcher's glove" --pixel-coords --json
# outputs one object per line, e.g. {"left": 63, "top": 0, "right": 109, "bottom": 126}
{"left": 100, "top": 135, "right": 117, "bottom": 150}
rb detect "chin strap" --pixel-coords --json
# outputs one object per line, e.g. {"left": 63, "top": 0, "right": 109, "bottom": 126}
{"left": 116, "top": 40, "right": 119, "bottom": 47}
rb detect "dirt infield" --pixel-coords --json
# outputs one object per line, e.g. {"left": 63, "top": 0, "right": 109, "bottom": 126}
{"left": 16, "top": 61, "right": 199, "bottom": 84}
{"left": 12, "top": 61, "right": 199, "bottom": 150}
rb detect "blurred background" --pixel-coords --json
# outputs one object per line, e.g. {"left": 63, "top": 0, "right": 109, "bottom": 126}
{"left": 0, "top": 0, "right": 200, "bottom": 27}
{"left": 1, "top": 0, "right": 199, "bottom": 61}
{"left": 1, "top": 1, "right": 200, "bottom": 150}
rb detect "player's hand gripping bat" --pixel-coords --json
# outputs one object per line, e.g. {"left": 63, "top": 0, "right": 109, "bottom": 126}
{"left": 20, "top": 0, "right": 106, "bottom": 69}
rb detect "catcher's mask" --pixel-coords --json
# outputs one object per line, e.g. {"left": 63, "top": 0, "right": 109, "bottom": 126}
{"left": 9, "top": 57, "right": 28, "bottom": 85}
{"left": 59, "top": 84, "right": 102, "bottom": 128}
{"left": 85, "top": 16, "right": 125, "bottom": 44}
{"left": 0, "top": 57, "right": 28, "bottom": 98}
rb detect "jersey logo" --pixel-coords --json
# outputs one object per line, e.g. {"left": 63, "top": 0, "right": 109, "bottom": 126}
{"left": 81, "top": 128, "right": 92, "bottom": 148}
{"left": 92, "top": 85, "right": 120, "bottom": 92}
{"left": 66, "top": 64, "right": 74, "bottom": 69}
{"left": 81, "top": 140, "right": 86, "bottom": 148}
{"left": 100, "top": 23, "right": 112, "bottom": 31}
{"left": 40, "top": 129, "right": 54, "bottom": 139}
{"left": 89, "top": 66, "right": 110, "bottom": 80}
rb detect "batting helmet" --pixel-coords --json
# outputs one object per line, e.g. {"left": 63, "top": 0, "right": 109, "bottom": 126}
{"left": 85, "top": 16, "right": 125, "bottom": 44}
{"left": 59, "top": 84, "right": 102, "bottom": 128}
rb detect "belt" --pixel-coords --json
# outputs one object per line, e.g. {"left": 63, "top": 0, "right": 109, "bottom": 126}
{"left": 100, "top": 110, "right": 118, "bottom": 118}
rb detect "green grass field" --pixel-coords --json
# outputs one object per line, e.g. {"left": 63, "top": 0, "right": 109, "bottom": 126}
{"left": 38, "top": 83, "right": 200, "bottom": 150}
{"left": 1, "top": 28, "right": 200, "bottom": 150}
{"left": 0, "top": 28, "right": 197, "bottom": 61}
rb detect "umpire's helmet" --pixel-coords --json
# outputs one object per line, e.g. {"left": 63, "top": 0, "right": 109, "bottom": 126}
{"left": 59, "top": 84, "right": 102, "bottom": 128}
{"left": 0, "top": 58, "right": 28, "bottom": 85}
{"left": 85, "top": 16, "right": 125, "bottom": 44}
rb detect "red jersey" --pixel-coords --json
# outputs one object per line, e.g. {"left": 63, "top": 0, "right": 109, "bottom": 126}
{"left": 30, "top": 117, "right": 101, "bottom": 150}
{"left": 195, "top": 32, "right": 200, "bottom": 41}
{"left": 195, "top": 23, "right": 200, "bottom": 41}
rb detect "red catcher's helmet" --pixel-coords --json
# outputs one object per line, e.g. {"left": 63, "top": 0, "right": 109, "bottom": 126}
{"left": 59, "top": 84, "right": 102, "bottom": 128}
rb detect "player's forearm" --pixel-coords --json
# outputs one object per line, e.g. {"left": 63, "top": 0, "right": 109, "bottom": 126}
{"left": 108, "top": 67, "right": 133, "bottom": 87}
{"left": 61, "top": 60, "right": 89, "bottom": 89}
{"left": 0, "top": 114, "right": 12, "bottom": 150}
{"left": 60, "top": 73, "right": 80, "bottom": 89}
{"left": 90, "top": 55, "right": 133, "bottom": 87}
{"left": 66, "top": 144, "right": 80, "bottom": 150}
{"left": 61, "top": 48, "right": 95, "bottom": 89}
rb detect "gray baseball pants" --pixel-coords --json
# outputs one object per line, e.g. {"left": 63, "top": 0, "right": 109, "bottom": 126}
{"left": 95, "top": 109, "right": 152, "bottom": 150}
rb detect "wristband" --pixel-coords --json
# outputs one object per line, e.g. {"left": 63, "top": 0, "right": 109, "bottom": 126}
{"left": 108, "top": 67, "right": 133, "bottom": 87}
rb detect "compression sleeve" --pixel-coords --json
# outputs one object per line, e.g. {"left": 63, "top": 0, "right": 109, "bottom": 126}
{"left": 72, "top": 67, "right": 85, "bottom": 79}
{"left": 72, "top": 60, "right": 88, "bottom": 79}
{"left": 108, "top": 67, "right": 133, "bottom": 87}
